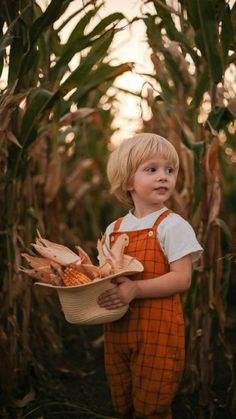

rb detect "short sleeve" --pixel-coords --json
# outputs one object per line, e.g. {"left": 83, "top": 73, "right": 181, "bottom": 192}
{"left": 157, "top": 214, "right": 203, "bottom": 263}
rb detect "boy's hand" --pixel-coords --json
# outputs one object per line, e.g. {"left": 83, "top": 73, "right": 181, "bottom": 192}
{"left": 97, "top": 276, "right": 137, "bottom": 310}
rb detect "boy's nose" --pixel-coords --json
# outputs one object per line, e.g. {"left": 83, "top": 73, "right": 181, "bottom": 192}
{"left": 156, "top": 170, "right": 167, "bottom": 181}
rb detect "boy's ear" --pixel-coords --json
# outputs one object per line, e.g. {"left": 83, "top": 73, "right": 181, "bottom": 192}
{"left": 126, "top": 176, "right": 134, "bottom": 191}
{"left": 127, "top": 185, "right": 133, "bottom": 192}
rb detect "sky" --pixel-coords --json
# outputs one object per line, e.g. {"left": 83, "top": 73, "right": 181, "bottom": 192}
{"left": 6, "top": 0, "right": 236, "bottom": 144}
{"left": 101, "top": 0, "right": 154, "bottom": 143}
{"left": 0, "top": 0, "right": 154, "bottom": 144}
{"left": 58, "top": 0, "right": 155, "bottom": 144}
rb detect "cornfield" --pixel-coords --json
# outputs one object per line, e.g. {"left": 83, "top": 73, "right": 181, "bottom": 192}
{"left": 0, "top": 0, "right": 235, "bottom": 418}
{"left": 142, "top": 1, "right": 236, "bottom": 417}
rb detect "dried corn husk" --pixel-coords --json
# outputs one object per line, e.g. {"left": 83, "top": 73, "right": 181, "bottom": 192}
{"left": 21, "top": 232, "right": 132, "bottom": 287}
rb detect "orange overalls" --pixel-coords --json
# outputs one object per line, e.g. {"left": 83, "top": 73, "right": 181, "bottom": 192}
{"left": 104, "top": 210, "right": 185, "bottom": 419}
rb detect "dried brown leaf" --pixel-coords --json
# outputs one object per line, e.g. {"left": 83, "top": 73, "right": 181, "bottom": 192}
{"left": 7, "top": 131, "right": 22, "bottom": 148}
{"left": 167, "top": 42, "right": 192, "bottom": 86}
{"left": 65, "top": 158, "right": 101, "bottom": 198}
{"left": 0, "top": 108, "right": 11, "bottom": 131}
{"left": 44, "top": 154, "right": 61, "bottom": 204}
{"left": 14, "top": 388, "right": 35, "bottom": 407}
{"left": 28, "top": 135, "right": 48, "bottom": 185}
{"left": 204, "top": 138, "right": 221, "bottom": 223}
{"left": 205, "top": 137, "right": 220, "bottom": 179}
{"left": 59, "top": 108, "right": 96, "bottom": 127}
{"left": 207, "top": 179, "right": 221, "bottom": 225}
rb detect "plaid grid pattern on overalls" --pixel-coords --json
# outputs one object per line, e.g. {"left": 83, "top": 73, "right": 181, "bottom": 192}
{"left": 104, "top": 210, "right": 185, "bottom": 419}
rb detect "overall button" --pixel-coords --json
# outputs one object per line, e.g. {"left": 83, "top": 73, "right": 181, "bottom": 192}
{"left": 148, "top": 230, "right": 154, "bottom": 237}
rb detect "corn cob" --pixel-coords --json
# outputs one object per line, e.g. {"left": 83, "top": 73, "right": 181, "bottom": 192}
{"left": 63, "top": 267, "right": 91, "bottom": 286}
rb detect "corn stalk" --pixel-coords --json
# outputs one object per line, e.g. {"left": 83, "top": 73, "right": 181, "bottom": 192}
{"left": 142, "top": 0, "right": 236, "bottom": 417}
{"left": 0, "top": 0, "right": 131, "bottom": 415}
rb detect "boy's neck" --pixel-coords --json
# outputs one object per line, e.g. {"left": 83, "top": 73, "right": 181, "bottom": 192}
{"left": 132, "top": 205, "right": 166, "bottom": 218}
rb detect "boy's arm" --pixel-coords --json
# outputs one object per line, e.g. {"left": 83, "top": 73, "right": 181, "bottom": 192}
{"left": 97, "top": 255, "right": 192, "bottom": 309}
{"left": 134, "top": 255, "right": 192, "bottom": 299}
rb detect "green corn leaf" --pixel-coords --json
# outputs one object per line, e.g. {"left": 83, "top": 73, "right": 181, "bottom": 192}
{"left": 64, "top": 9, "right": 97, "bottom": 46}
{"left": 70, "top": 63, "right": 132, "bottom": 103}
{"left": 20, "top": 88, "right": 53, "bottom": 144}
{"left": 215, "top": 218, "right": 231, "bottom": 304}
{"left": 56, "top": 0, "right": 98, "bottom": 33}
{"left": 87, "top": 12, "right": 125, "bottom": 38}
{"left": 59, "top": 30, "right": 115, "bottom": 96}
{"left": 17, "top": 0, "right": 71, "bottom": 82}
{"left": 0, "top": 17, "right": 4, "bottom": 77}
{"left": 205, "top": 106, "right": 236, "bottom": 132}
{"left": 0, "top": 4, "right": 33, "bottom": 84}
{"left": 0, "top": 29, "right": 13, "bottom": 55}
{"left": 190, "top": 66, "right": 209, "bottom": 109}
{"left": 162, "top": 50, "right": 186, "bottom": 89}
{"left": 144, "top": 16, "right": 187, "bottom": 88}
{"left": 49, "top": 15, "right": 95, "bottom": 82}
{"left": 184, "top": 0, "right": 200, "bottom": 30}
{"left": 17, "top": 48, "right": 41, "bottom": 91}
{"left": 180, "top": 128, "right": 194, "bottom": 151}
{"left": 8, "top": 37, "right": 24, "bottom": 86}
{"left": 231, "top": 2, "right": 236, "bottom": 46}
{"left": 50, "top": 12, "right": 124, "bottom": 83}
{"left": 37, "top": 29, "right": 51, "bottom": 75}
{"left": 48, "top": 36, "right": 94, "bottom": 83}
{"left": 154, "top": 76, "right": 173, "bottom": 103}
{"left": 192, "top": 141, "right": 205, "bottom": 213}
{"left": 221, "top": 5, "right": 234, "bottom": 70}
{"left": 152, "top": 0, "right": 200, "bottom": 65}
{"left": 0, "top": 8, "right": 25, "bottom": 76}
{"left": 138, "top": 73, "right": 173, "bottom": 104}
{"left": 185, "top": 0, "right": 223, "bottom": 82}
{"left": 16, "top": 0, "right": 71, "bottom": 83}
{"left": 184, "top": 0, "right": 207, "bottom": 59}
{"left": 197, "top": 0, "right": 223, "bottom": 82}
{"left": 29, "top": 0, "right": 71, "bottom": 49}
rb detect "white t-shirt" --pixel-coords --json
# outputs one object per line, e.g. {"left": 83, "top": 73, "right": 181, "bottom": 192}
{"left": 105, "top": 207, "right": 203, "bottom": 263}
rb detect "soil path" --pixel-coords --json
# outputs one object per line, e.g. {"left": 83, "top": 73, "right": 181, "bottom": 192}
{"left": 21, "top": 322, "right": 234, "bottom": 419}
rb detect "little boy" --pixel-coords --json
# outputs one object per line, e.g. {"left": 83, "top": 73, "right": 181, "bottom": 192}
{"left": 98, "top": 133, "right": 203, "bottom": 419}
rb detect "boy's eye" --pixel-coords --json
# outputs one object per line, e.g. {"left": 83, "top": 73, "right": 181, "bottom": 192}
{"left": 143, "top": 165, "right": 175, "bottom": 174}
{"left": 166, "top": 167, "right": 174, "bottom": 174}
{"left": 145, "top": 167, "right": 156, "bottom": 172}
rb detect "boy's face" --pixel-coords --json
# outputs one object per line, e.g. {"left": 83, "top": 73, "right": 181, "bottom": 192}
{"left": 127, "top": 154, "right": 178, "bottom": 216}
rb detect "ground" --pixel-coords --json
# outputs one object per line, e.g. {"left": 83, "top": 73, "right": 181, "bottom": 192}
{"left": 21, "top": 323, "right": 116, "bottom": 419}
{"left": 18, "top": 321, "right": 235, "bottom": 419}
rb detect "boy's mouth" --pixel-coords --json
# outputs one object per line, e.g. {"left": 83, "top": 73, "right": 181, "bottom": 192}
{"left": 154, "top": 187, "right": 168, "bottom": 192}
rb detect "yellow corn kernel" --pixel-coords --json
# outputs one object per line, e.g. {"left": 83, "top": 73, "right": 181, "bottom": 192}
{"left": 63, "top": 267, "right": 91, "bottom": 286}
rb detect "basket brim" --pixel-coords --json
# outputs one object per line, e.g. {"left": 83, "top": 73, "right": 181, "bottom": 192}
{"left": 35, "top": 256, "right": 143, "bottom": 325}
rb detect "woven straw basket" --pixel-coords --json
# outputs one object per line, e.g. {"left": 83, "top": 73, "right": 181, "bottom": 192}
{"left": 35, "top": 257, "right": 143, "bottom": 325}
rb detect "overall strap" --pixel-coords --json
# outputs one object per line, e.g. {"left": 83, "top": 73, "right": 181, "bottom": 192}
{"left": 113, "top": 210, "right": 173, "bottom": 232}
{"left": 113, "top": 217, "right": 124, "bottom": 232}
{"left": 152, "top": 209, "right": 173, "bottom": 229}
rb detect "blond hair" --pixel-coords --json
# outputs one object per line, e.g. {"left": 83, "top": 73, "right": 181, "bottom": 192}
{"left": 107, "top": 133, "right": 179, "bottom": 207}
